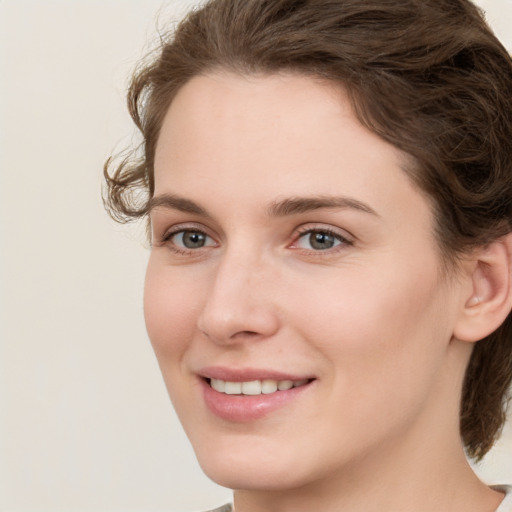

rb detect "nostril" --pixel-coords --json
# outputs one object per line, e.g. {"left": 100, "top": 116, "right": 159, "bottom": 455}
{"left": 232, "top": 330, "right": 260, "bottom": 339}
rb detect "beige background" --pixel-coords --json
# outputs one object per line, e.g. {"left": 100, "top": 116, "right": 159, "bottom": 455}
{"left": 0, "top": 1, "right": 511, "bottom": 511}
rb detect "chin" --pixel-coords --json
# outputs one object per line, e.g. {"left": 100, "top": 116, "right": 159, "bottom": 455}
{"left": 200, "top": 459, "right": 305, "bottom": 491}
{"left": 193, "top": 439, "right": 314, "bottom": 491}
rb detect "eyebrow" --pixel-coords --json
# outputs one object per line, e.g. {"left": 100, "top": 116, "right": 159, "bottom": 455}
{"left": 147, "top": 194, "right": 210, "bottom": 217}
{"left": 266, "top": 195, "right": 379, "bottom": 218}
{"left": 147, "top": 193, "right": 379, "bottom": 218}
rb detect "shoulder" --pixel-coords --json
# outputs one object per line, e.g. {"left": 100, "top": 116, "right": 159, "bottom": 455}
{"left": 199, "top": 492, "right": 512, "bottom": 512}
{"left": 493, "top": 485, "right": 512, "bottom": 512}
{"left": 204, "top": 505, "right": 233, "bottom": 512}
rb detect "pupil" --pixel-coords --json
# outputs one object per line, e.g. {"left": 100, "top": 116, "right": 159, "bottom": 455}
{"left": 184, "top": 231, "right": 205, "bottom": 248}
{"left": 310, "top": 232, "right": 335, "bottom": 250}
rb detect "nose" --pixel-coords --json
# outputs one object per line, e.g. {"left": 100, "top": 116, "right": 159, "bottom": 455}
{"left": 197, "top": 248, "right": 280, "bottom": 345}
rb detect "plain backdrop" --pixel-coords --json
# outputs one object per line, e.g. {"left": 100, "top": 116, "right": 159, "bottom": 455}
{"left": 0, "top": 1, "right": 511, "bottom": 511}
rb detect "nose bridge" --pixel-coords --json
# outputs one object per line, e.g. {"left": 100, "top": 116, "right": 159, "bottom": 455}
{"left": 197, "top": 241, "right": 279, "bottom": 343}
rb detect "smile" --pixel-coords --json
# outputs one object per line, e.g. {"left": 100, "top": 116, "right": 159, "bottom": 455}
{"left": 209, "top": 378, "right": 310, "bottom": 395}
{"left": 201, "top": 373, "right": 315, "bottom": 422}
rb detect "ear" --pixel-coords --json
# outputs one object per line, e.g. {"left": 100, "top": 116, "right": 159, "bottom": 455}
{"left": 453, "top": 233, "right": 512, "bottom": 343}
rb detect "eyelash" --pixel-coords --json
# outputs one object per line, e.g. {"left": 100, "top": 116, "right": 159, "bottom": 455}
{"left": 292, "top": 226, "right": 353, "bottom": 253}
{"left": 159, "top": 225, "right": 216, "bottom": 255}
{"left": 157, "top": 225, "right": 353, "bottom": 255}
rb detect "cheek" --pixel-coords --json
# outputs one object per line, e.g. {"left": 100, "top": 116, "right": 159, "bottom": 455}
{"left": 143, "top": 258, "right": 202, "bottom": 358}
{"left": 286, "top": 262, "right": 452, "bottom": 394}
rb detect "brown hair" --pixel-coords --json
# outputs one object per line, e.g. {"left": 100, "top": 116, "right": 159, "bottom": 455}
{"left": 104, "top": 0, "right": 512, "bottom": 460}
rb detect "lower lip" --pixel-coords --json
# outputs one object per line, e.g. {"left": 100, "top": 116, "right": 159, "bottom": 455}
{"left": 201, "top": 379, "right": 313, "bottom": 422}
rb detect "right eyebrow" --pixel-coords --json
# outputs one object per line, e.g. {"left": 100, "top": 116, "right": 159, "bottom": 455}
{"left": 147, "top": 194, "right": 211, "bottom": 217}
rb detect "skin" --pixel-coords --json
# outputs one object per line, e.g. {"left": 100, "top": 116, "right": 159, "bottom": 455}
{"left": 145, "top": 72, "right": 504, "bottom": 512}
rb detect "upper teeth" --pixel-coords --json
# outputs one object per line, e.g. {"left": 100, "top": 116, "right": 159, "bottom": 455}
{"left": 210, "top": 378, "right": 309, "bottom": 395}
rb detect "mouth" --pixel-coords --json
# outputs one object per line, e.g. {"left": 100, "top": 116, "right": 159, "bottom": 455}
{"left": 207, "top": 377, "right": 312, "bottom": 395}
{"left": 199, "top": 370, "right": 316, "bottom": 422}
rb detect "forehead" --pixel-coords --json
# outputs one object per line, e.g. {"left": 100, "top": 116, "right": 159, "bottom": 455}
{"left": 153, "top": 72, "right": 430, "bottom": 227}
{"left": 159, "top": 71, "right": 347, "bottom": 136}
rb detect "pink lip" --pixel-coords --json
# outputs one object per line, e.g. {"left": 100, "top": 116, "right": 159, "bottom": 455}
{"left": 198, "top": 367, "right": 315, "bottom": 422}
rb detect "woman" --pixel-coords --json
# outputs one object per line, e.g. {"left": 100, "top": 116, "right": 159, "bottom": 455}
{"left": 104, "top": 0, "right": 512, "bottom": 510}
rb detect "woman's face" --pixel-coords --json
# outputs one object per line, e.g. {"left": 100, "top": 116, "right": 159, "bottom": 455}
{"left": 145, "top": 72, "right": 469, "bottom": 490}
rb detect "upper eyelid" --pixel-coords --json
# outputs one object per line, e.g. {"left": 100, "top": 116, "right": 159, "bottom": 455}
{"left": 159, "top": 222, "right": 215, "bottom": 239}
{"left": 288, "top": 225, "right": 355, "bottom": 253}
{"left": 157, "top": 227, "right": 218, "bottom": 254}
{"left": 150, "top": 224, "right": 216, "bottom": 250}
{"left": 293, "top": 223, "right": 354, "bottom": 241}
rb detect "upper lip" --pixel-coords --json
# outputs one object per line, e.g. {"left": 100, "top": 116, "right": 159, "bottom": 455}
{"left": 199, "top": 366, "right": 315, "bottom": 382}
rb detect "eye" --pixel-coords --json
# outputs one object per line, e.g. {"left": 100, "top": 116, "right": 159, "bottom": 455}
{"left": 294, "top": 229, "right": 350, "bottom": 251}
{"left": 167, "top": 229, "right": 216, "bottom": 250}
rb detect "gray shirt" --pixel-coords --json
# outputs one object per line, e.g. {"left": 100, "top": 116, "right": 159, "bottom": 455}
{"left": 206, "top": 486, "right": 512, "bottom": 512}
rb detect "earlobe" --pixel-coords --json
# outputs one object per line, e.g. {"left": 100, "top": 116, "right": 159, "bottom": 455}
{"left": 454, "top": 233, "right": 512, "bottom": 343}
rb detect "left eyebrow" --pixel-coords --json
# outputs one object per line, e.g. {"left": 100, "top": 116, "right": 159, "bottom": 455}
{"left": 266, "top": 195, "right": 380, "bottom": 218}
{"left": 147, "top": 194, "right": 211, "bottom": 218}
